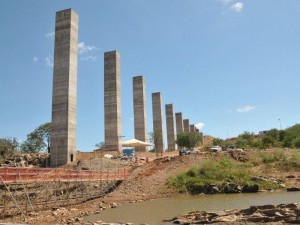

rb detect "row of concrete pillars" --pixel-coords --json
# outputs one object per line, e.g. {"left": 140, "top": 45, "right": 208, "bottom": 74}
{"left": 50, "top": 8, "right": 202, "bottom": 167}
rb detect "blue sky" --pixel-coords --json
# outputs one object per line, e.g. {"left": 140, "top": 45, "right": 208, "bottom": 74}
{"left": 1, "top": 0, "right": 300, "bottom": 151}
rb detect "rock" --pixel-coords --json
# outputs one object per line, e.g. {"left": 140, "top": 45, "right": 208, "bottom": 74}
{"left": 242, "top": 184, "right": 259, "bottom": 193}
{"left": 250, "top": 176, "right": 268, "bottom": 182}
{"left": 75, "top": 217, "right": 83, "bottom": 221}
{"left": 285, "top": 203, "right": 298, "bottom": 209}
{"left": 287, "top": 187, "right": 300, "bottom": 191}
{"left": 286, "top": 175, "right": 296, "bottom": 178}
{"left": 111, "top": 202, "right": 118, "bottom": 208}
{"left": 223, "top": 182, "right": 241, "bottom": 193}
{"left": 206, "top": 184, "right": 219, "bottom": 194}
{"left": 255, "top": 204, "right": 276, "bottom": 210}
{"left": 246, "top": 215, "right": 272, "bottom": 222}
{"left": 279, "top": 183, "right": 286, "bottom": 188}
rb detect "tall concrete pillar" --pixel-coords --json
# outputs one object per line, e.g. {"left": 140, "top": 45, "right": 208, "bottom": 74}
{"left": 104, "top": 51, "right": 122, "bottom": 150}
{"left": 175, "top": 112, "right": 183, "bottom": 135}
{"left": 190, "top": 124, "right": 195, "bottom": 132}
{"left": 165, "top": 104, "right": 176, "bottom": 151}
{"left": 133, "top": 76, "right": 147, "bottom": 151}
{"left": 51, "top": 9, "right": 78, "bottom": 167}
{"left": 183, "top": 119, "right": 190, "bottom": 132}
{"left": 152, "top": 92, "right": 164, "bottom": 153}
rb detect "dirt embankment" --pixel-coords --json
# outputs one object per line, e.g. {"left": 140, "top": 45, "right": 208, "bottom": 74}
{"left": 0, "top": 152, "right": 207, "bottom": 224}
{"left": 2, "top": 150, "right": 300, "bottom": 225}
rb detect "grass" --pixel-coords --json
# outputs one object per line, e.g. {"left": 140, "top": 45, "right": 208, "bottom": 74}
{"left": 168, "top": 155, "right": 281, "bottom": 193}
{"left": 251, "top": 149, "right": 300, "bottom": 171}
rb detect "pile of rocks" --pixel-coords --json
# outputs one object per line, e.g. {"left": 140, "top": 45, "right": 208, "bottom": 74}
{"left": 0, "top": 153, "right": 48, "bottom": 167}
{"left": 167, "top": 203, "right": 300, "bottom": 224}
{"left": 187, "top": 182, "right": 260, "bottom": 194}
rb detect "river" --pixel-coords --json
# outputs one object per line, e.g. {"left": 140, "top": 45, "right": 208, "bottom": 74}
{"left": 85, "top": 192, "right": 300, "bottom": 225}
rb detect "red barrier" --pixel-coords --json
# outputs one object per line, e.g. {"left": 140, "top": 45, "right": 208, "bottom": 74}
{"left": 0, "top": 167, "right": 128, "bottom": 184}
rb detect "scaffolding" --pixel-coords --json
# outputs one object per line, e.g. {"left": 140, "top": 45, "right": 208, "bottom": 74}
{"left": 0, "top": 167, "right": 128, "bottom": 218}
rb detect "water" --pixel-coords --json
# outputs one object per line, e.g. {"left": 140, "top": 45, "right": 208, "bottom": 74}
{"left": 85, "top": 192, "right": 300, "bottom": 225}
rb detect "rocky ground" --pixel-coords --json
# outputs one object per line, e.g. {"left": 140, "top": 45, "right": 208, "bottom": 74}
{"left": 167, "top": 203, "right": 300, "bottom": 224}
{"left": 1, "top": 150, "right": 300, "bottom": 225}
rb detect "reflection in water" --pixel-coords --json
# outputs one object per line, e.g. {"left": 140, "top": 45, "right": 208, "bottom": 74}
{"left": 85, "top": 192, "right": 300, "bottom": 225}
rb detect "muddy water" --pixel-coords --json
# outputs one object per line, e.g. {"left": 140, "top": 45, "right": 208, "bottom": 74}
{"left": 85, "top": 192, "right": 300, "bottom": 225}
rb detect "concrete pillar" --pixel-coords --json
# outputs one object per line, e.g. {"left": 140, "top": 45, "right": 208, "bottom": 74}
{"left": 104, "top": 51, "right": 122, "bottom": 150}
{"left": 152, "top": 92, "right": 164, "bottom": 153}
{"left": 190, "top": 124, "right": 195, "bottom": 132}
{"left": 133, "top": 76, "right": 147, "bottom": 151}
{"left": 175, "top": 112, "right": 183, "bottom": 135}
{"left": 165, "top": 104, "right": 176, "bottom": 151}
{"left": 183, "top": 119, "right": 190, "bottom": 132}
{"left": 51, "top": 9, "right": 78, "bottom": 167}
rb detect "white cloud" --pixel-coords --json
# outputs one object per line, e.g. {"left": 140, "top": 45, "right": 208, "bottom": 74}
{"left": 230, "top": 2, "right": 243, "bottom": 12}
{"left": 46, "top": 32, "right": 54, "bottom": 38}
{"left": 33, "top": 57, "right": 38, "bottom": 63}
{"left": 195, "top": 122, "right": 205, "bottom": 130}
{"left": 236, "top": 105, "right": 255, "bottom": 113}
{"left": 78, "top": 42, "right": 98, "bottom": 54}
{"left": 45, "top": 55, "right": 53, "bottom": 67}
{"left": 80, "top": 55, "right": 97, "bottom": 62}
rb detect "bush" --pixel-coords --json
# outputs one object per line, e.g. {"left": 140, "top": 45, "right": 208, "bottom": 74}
{"left": 168, "top": 156, "right": 277, "bottom": 193}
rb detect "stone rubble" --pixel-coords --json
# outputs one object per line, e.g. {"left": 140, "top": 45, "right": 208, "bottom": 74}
{"left": 167, "top": 203, "right": 300, "bottom": 224}
{"left": 0, "top": 153, "right": 48, "bottom": 167}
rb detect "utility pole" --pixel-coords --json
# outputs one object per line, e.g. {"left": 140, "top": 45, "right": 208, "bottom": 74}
{"left": 278, "top": 119, "right": 282, "bottom": 130}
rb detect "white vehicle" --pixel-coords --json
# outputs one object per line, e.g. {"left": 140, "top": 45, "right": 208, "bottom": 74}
{"left": 210, "top": 146, "right": 222, "bottom": 152}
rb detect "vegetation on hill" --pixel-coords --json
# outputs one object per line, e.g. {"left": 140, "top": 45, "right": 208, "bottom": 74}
{"left": 213, "top": 124, "right": 300, "bottom": 149}
{"left": 168, "top": 149, "right": 300, "bottom": 194}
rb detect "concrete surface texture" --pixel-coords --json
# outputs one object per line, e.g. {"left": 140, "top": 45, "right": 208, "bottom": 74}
{"left": 152, "top": 92, "right": 165, "bottom": 153}
{"left": 104, "top": 50, "right": 122, "bottom": 151}
{"left": 190, "top": 124, "right": 195, "bottom": 132}
{"left": 51, "top": 8, "right": 78, "bottom": 167}
{"left": 183, "top": 119, "right": 190, "bottom": 132}
{"left": 165, "top": 104, "right": 176, "bottom": 151}
{"left": 175, "top": 112, "right": 184, "bottom": 135}
{"left": 133, "top": 76, "right": 147, "bottom": 152}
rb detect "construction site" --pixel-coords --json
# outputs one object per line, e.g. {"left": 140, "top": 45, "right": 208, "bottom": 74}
{"left": 0, "top": 152, "right": 130, "bottom": 219}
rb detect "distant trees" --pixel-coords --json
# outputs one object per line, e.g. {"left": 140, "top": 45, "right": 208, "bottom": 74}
{"left": 214, "top": 124, "right": 300, "bottom": 150}
{"left": 95, "top": 141, "right": 106, "bottom": 150}
{"left": 0, "top": 137, "right": 19, "bottom": 158}
{"left": 21, "top": 122, "right": 51, "bottom": 153}
{"left": 212, "top": 138, "right": 225, "bottom": 147}
{"left": 176, "top": 132, "right": 202, "bottom": 149}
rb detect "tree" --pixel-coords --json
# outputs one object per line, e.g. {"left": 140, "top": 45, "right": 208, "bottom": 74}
{"left": 176, "top": 132, "right": 202, "bottom": 149}
{"left": 0, "top": 137, "right": 19, "bottom": 157}
{"left": 148, "top": 131, "right": 162, "bottom": 153}
{"left": 212, "top": 138, "right": 225, "bottom": 147}
{"left": 95, "top": 141, "right": 106, "bottom": 150}
{"left": 21, "top": 122, "right": 51, "bottom": 153}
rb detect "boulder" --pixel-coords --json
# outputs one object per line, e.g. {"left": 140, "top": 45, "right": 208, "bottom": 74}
{"left": 287, "top": 187, "right": 300, "bottom": 192}
{"left": 206, "top": 184, "right": 219, "bottom": 194}
{"left": 222, "top": 182, "right": 242, "bottom": 193}
{"left": 242, "top": 184, "right": 259, "bottom": 193}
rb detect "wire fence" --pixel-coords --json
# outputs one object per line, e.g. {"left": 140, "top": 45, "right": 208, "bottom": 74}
{"left": 0, "top": 167, "right": 128, "bottom": 218}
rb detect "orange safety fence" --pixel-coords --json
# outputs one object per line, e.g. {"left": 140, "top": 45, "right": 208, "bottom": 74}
{"left": 0, "top": 167, "right": 129, "bottom": 184}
